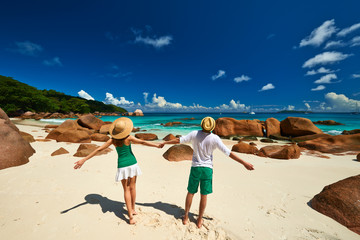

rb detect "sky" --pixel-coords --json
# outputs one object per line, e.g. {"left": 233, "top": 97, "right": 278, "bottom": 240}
{"left": 1, "top": 0, "right": 360, "bottom": 112}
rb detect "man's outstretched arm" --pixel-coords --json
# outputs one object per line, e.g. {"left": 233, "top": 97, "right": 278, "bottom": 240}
{"left": 229, "top": 152, "right": 255, "bottom": 170}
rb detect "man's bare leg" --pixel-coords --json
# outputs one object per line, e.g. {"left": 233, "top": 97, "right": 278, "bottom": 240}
{"left": 197, "top": 194, "right": 207, "bottom": 228}
{"left": 183, "top": 192, "right": 194, "bottom": 224}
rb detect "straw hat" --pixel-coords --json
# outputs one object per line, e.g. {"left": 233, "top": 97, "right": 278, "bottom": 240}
{"left": 201, "top": 116, "right": 216, "bottom": 132}
{"left": 109, "top": 117, "right": 133, "bottom": 139}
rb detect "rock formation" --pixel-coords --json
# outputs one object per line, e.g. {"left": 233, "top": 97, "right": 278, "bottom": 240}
{"left": 298, "top": 134, "right": 360, "bottom": 153}
{"left": 213, "top": 118, "right": 263, "bottom": 137}
{"left": 134, "top": 133, "right": 158, "bottom": 141}
{"left": 311, "top": 175, "right": 360, "bottom": 235}
{"left": 280, "top": 117, "right": 323, "bottom": 137}
{"left": 265, "top": 118, "right": 281, "bottom": 138}
{"left": 163, "top": 144, "right": 193, "bottom": 161}
{"left": 257, "top": 144, "right": 301, "bottom": 159}
{"left": 231, "top": 142, "right": 259, "bottom": 154}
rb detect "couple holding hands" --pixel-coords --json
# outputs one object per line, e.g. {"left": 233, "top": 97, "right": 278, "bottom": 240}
{"left": 74, "top": 117, "right": 254, "bottom": 227}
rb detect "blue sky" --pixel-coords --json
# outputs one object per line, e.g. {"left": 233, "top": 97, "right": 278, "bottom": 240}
{"left": 1, "top": 0, "right": 360, "bottom": 112}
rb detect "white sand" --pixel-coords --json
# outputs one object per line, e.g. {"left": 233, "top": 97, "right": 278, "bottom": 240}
{"left": 0, "top": 123, "right": 359, "bottom": 240}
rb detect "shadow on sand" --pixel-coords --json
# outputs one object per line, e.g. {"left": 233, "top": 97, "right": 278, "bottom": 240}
{"left": 60, "top": 194, "right": 128, "bottom": 222}
{"left": 60, "top": 194, "right": 213, "bottom": 224}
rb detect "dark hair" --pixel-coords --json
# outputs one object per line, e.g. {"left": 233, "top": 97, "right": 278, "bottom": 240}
{"left": 112, "top": 135, "right": 130, "bottom": 147}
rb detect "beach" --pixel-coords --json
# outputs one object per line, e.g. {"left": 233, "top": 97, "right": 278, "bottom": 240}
{"left": 0, "top": 122, "right": 359, "bottom": 240}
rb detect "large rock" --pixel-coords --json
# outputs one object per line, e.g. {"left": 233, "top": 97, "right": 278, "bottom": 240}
{"left": 357, "top": 153, "right": 360, "bottom": 161}
{"left": 99, "top": 123, "right": 112, "bottom": 134}
{"left": 0, "top": 119, "right": 35, "bottom": 170}
{"left": 292, "top": 133, "right": 331, "bottom": 142}
{"left": 163, "top": 134, "right": 177, "bottom": 141}
{"left": 73, "top": 144, "right": 112, "bottom": 157}
{"left": 342, "top": 129, "right": 360, "bottom": 135}
{"left": 231, "top": 142, "right": 259, "bottom": 154}
{"left": 265, "top": 118, "right": 281, "bottom": 138}
{"left": 0, "top": 108, "right": 19, "bottom": 132}
{"left": 51, "top": 147, "right": 69, "bottom": 156}
{"left": 133, "top": 109, "right": 144, "bottom": 116}
{"left": 298, "top": 133, "right": 360, "bottom": 153}
{"left": 257, "top": 144, "right": 301, "bottom": 159}
{"left": 77, "top": 114, "right": 105, "bottom": 131}
{"left": 46, "top": 119, "right": 92, "bottom": 142}
{"left": 91, "top": 133, "right": 110, "bottom": 142}
{"left": 20, "top": 131, "right": 35, "bottom": 143}
{"left": 164, "top": 122, "right": 183, "bottom": 127}
{"left": 46, "top": 120, "right": 80, "bottom": 140}
{"left": 213, "top": 118, "right": 264, "bottom": 137}
{"left": 311, "top": 175, "right": 360, "bottom": 235}
{"left": 313, "top": 120, "right": 343, "bottom": 125}
{"left": 280, "top": 117, "right": 323, "bottom": 137}
{"left": 56, "top": 130, "right": 91, "bottom": 143}
{"left": 135, "top": 133, "right": 158, "bottom": 141}
{"left": 163, "top": 144, "right": 193, "bottom": 162}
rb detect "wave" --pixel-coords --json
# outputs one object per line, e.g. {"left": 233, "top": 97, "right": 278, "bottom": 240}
{"left": 39, "top": 119, "right": 66, "bottom": 123}
{"left": 325, "top": 130, "right": 342, "bottom": 135}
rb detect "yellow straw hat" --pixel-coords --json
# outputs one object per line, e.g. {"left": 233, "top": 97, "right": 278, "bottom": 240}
{"left": 201, "top": 116, "right": 216, "bottom": 132}
{"left": 109, "top": 117, "right": 133, "bottom": 139}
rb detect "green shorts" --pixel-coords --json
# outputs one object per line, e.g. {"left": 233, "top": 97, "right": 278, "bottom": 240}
{"left": 187, "top": 167, "right": 213, "bottom": 195}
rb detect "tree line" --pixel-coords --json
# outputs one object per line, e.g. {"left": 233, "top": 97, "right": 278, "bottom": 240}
{"left": 0, "top": 75, "right": 127, "bottom": 115}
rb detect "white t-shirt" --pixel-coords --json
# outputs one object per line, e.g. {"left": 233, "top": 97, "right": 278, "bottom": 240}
{"left": 180, "top": 130, "right": 231, "bottom": 169}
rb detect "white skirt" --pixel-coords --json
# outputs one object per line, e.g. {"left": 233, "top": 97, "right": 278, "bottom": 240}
{"left": 115, "top": 163, "right": 142, "bottom": 181}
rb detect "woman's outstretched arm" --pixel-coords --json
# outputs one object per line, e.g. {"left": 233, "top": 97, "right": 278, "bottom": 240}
{"left": 128, "top": 135, "right": 163, "bottom": 148}
{"left": 74, "top": 138, "right": 113, "bottom": 169}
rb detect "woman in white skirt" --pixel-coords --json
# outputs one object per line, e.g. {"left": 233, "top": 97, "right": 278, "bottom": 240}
{"left": 74, "top": 117, "right": 162, "bottom": 224}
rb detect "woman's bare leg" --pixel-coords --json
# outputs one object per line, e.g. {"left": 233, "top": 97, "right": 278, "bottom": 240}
{"left": 129, "top": 176, "right": 137, "bottom": 215}
{"left": 121, "top": 178, "right": 135, "bottom": 224}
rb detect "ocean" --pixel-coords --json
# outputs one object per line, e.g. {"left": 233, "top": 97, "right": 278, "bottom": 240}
{"left": 39, "top": 112, "right": 360, "bottom": 139}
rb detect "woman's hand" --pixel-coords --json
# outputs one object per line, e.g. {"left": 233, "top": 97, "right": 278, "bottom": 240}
{"left": 74, "top": 159, "right": 86, "bottom": 169}
{"left": 158, "top": 143, "right": 165, "bottom": 148}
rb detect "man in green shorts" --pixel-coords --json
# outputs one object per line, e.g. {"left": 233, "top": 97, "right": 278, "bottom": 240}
{"left": 161, "top": 117, "right": 254, "bottom": 228}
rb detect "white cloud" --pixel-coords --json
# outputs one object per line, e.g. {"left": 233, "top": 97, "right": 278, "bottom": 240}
{"left": 258, "top": 83, "right": 275, "bottom": 92}
{"left": 286, "top": 105, "right": 295, "bottom": 111}
{"left": 305, "top": 67, "right": 337, "bottom": 76}
{"left": 324, "top": 40, "right": 346, "bottom": 49}
{"left": 352, "top": 74, "right": 360, "bottom": 78}
{"left": 234, "top": 75, "right": 251, "bottom": 83}
{"left": 350, "top": 36, "right": 360, "bottom": 47}
{"left": 103, "top": 93, "right": 135, "bottom": 106}
{"left": 337, "top": 23, "right": 360, "bottom": 37}
{"left": 314, "top": 73, "right": 337, "bottom": 84}
{"left": 144, "top": 93, "right": 183, "bottom": 109}
{"left": 302, "top": 51, "right": 352, "bottom": 68}
{"left": 311, "top": 85, "right": 326, "bottom": 91}
{"left": 135, "top": 35, "right": 173, "bottom": 49}
{"left": 78, "top": 90, "right": 95, "bottom": 100}
{"left": 305, "top": 103, "right": 311, "bottom": 110}
{"left": 43, "top": 57, "right": 62, "bottom": 67}
{"left": 211, "top": 70, "right": 226, "bottom": 80}
{"left": 143, "top": 92, "right": 149, "bottom": 103}
{"left": 11, "top": 41, "right": 43, "bottom": 56}
{"left": 299, "top": 19, "right": 337, "bottom": 47}
{"left": 325, "top": 92, "right": 360, "bottom": 112}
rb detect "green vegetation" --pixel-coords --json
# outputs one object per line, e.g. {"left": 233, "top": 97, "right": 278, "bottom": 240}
{"left": 0, "top": 75, "right": 127, "bottom": 115}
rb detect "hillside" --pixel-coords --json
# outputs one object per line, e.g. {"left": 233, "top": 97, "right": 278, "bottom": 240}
{"left": 0, "top": 75, "right": 127, "bottom": 115}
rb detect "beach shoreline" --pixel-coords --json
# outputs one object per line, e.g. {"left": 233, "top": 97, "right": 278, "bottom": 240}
{"left": 1, "top": 121, "right": 359, "bottom": 239}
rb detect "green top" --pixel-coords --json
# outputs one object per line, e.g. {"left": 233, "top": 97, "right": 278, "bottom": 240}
{"left": 116, "top": 144, "right": 137, "bottom": 168}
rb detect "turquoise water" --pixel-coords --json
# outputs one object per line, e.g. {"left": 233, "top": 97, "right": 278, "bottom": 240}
{"left": 40, "top": 112, "right": 360, "bottom": 139}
